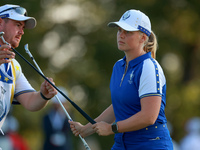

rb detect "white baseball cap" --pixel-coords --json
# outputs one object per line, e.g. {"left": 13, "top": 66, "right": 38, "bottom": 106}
{"left": 108, "top": 9, "right": 151, "bottom": 36}
{"left": 0, "top": 4, "right": 36, "bottom": 29}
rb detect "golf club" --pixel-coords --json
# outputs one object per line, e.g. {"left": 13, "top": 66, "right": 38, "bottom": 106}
{"left": 0, "top": 31, "right": 96, "bottom": 125}
{"left": 24, "top": 43, "right": 91, "bottom": 150}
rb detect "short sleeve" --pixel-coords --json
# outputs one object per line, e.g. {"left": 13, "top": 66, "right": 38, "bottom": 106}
{"left": 139, "top": 59, "right": 165, "bottom": 98}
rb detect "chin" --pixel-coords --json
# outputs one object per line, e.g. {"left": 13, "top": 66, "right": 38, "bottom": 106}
{"left": 118, "top": 48, "right": 125, "bottom": 52}
{"left": 12, "top": 43, "right": 19, "bottom": 48}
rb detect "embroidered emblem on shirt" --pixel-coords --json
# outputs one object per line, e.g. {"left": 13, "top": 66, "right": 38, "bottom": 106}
{"left": 128, "top": 70, "right": 134, "bottom": 84}
{"left": 15, "top": 65, "right": 20, "bottom": 71}
{"left": 4, "top": 77, "right": 9, "bottom": 82}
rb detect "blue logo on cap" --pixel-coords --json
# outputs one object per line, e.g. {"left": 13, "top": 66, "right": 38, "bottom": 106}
{"left": 122, "top": 11, "right": 130, "bottom": 20}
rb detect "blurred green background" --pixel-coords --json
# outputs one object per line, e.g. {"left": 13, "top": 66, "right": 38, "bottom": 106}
{"left": 1, "top": 0, "right": 200, "bottom": 149}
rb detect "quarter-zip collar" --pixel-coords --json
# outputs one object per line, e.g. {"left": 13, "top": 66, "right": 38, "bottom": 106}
{"left": 120, "top": 52, "right": 152, "bottom": 68}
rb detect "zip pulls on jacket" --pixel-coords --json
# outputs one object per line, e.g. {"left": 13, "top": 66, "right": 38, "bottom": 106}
{"left": 120, "top": 63, "right": 128, "bottom": 87}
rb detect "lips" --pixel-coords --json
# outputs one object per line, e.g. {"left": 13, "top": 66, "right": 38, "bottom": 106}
{"left": 15, "top": 36, "right": 21, "bottom": 42}
{"left": 118, "top": 41, "right": 125, "bottom": 45}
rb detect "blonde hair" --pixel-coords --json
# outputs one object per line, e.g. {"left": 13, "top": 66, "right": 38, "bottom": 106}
{"left": 143, "top": 31, "right": 158, "bottom": 59}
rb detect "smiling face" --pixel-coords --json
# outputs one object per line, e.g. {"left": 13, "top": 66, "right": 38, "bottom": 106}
{"left": 0, "top": 18, "right": 25, "bottom": 48}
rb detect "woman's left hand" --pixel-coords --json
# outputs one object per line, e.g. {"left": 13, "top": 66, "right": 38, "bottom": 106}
{"left": 92, "top": 121, "right": 114, "bottom": 136}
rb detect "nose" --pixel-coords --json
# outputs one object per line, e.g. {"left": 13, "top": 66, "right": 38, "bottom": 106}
{"left": 18, "top": 27, "right": 24, "bottom": 35}
{"left": 20, "top": 29, "right": 24, "bottom": 35}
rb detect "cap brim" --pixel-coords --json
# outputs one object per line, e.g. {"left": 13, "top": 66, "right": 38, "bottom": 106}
{"left": 108, "top": 21, "right": 139, "bottom": 32}
{"left": 8, "top": 13, "right": 36, "bottom": 29}
{"left": 24, "top": 18, "right": 36, "bottom": 29}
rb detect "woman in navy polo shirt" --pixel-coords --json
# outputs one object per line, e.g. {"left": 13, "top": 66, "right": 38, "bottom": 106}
{"left": 69, "top": 9, "right": 173, "bottom": 150}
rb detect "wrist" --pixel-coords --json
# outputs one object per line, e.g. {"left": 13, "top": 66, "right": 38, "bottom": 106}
{"left": 40, "top": 92, "right": 51, "bottom": 100}
{"left": 111, "top": 122, "right": 119, "bottom": 134}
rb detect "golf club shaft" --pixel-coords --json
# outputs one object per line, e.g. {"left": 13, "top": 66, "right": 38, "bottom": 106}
{"left": 26, "top": 49, "right": 91, "bottom": 150}
{"left": 28, "top": 53, "right": 72, "bottom": 120}
{"left": 12, "top": 47, "right": 96, "bottom": 124}
{"left": 0, "top": 34, "right": 96, "bottom": 125}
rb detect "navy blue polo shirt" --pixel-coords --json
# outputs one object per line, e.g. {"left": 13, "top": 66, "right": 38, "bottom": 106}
{"left": 110, "top": 52, "right": 167, "bottom": 125}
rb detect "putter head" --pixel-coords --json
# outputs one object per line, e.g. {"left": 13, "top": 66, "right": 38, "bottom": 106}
{"left": 24, "top": 43, "right": 34, "bottom": 58}
{"left": 0, "top": 31, "right": 5, "bottom": 37}
{"left": 0, "top": 31, "right": 8, "bottom": 45}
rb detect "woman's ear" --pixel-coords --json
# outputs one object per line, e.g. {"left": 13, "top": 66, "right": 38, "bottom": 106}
{"left": 139, "top": 33, "right": 147, "bottom": 44}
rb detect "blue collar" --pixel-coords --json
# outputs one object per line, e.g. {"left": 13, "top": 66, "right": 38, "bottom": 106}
{"left": 121, "top": 52, "right": 152, "bottom": 68}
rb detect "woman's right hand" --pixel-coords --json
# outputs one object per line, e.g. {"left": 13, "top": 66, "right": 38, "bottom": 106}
{"left": 69, "top": 120, "right": 84, "bottom": 137}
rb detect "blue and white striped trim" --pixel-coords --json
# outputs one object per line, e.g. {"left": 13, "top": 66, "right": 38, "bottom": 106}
{"left": 14, "top": 89, "right": 36, "bottom": 98}
{"left": 137, "top": 25, "right": 151, "bottom": 36}
{"left": 151, "top": 57, "right": 161, "bottom": 94}
{"left": 140, "top": 93, "right": 162, "bottom": 99}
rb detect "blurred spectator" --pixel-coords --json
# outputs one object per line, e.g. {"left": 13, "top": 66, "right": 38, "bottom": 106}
{"left": 42, "top": 87, "right": 73, "bottom": 150}
{"left": 0, "top": 114, "right": 30, "bottom": 150}
{"left": 179, "top": 117, "right": 200, "bottom": 150}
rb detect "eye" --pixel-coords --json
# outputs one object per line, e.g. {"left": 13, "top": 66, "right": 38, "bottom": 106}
{"left": 16, "top": 23, "right": 21, "bottom": 27}
{"left": 126, "top": 31, "right": 132, "bottom": 34}
{"left": 118, "top": 28, "right": 122, "bottom": 32}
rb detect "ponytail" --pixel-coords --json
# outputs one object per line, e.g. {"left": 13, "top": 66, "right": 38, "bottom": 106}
{"left": 144, "top": 31, "right": 158, "bottom": 59}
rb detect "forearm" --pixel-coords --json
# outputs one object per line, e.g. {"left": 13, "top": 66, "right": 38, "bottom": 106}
{"left": 95, "top": 104, "right": 115, "bottom": 123}
{"left": 16, "top": 77, "right": 57, "bottom": 111}
{"left": 117, "top": 96, "right": 161, "bottom": 133}
{"left": 117, "top": 111, "right": 153, "bottom": 133}
{"left": 17, "top": 91, "right": 49, "bottom": 111}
